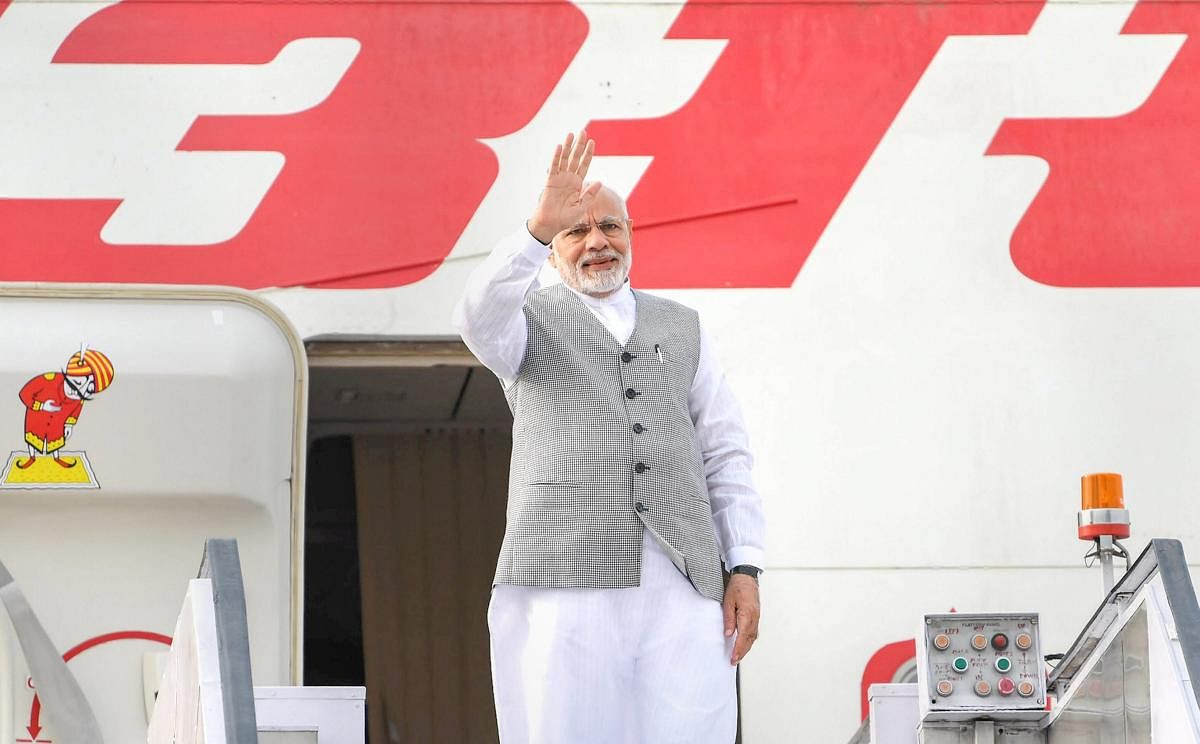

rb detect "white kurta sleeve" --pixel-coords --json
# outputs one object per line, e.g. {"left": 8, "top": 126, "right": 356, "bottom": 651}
{"left": 451, "top": 229, "right": 550, "bottom": 386}
{"left": 690, "top": 325, "right": 766, "bottom": 571}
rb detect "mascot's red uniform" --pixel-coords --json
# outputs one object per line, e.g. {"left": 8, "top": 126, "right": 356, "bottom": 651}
{"left": 17, "top": 349, "right": 114, "bottom": 466}
{"left": 19, "top": 373, "right": 84, "bottom": 453}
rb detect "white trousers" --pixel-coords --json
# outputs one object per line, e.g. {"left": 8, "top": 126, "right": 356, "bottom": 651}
{"left": 488, "top": 532, "right": 737, "bottom": 744}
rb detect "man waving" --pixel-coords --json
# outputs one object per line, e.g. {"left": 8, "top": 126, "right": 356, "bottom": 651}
{"left": 453, "top": 131, "right": 765, "bottom": 744}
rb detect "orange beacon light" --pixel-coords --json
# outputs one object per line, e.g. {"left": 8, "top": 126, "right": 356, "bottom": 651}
{"left": 1078, "top": 473, "right": 1131, "bottom": 595}
{"left": 1077, "top": 473, "right": 1130, "bottom": 541}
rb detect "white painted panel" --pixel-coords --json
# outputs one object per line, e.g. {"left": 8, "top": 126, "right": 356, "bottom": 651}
{"left": 0, "top": 287, "right": 303, "bottom": 743}
{"left": 255, "top": 687, "right": 365, "bottom": 744}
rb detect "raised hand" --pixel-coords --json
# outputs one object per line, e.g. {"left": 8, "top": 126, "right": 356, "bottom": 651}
{"left": 527, "top": 130, "right": 602, "bottom": 244}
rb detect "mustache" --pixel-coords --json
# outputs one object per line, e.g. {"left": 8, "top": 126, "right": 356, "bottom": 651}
{"left": 578, "top": 250, "right": 622, "bottom": 269}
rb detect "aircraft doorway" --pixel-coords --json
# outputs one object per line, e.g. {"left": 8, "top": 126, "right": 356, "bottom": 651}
{"left": 303, "top": 340, "right": 512, "bottom": 742}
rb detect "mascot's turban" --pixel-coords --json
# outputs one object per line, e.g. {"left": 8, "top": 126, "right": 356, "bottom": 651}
{"left": 66, "top": 349, "right": 115, "bottom": 393}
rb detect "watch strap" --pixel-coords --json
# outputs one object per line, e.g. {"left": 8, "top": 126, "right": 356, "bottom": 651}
{"left": 730, "top": 564, "right": 762, "bottom": 580}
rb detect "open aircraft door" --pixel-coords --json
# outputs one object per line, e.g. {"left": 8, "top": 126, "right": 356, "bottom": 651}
{"left": 0, "top": 285, "right": 305, "bottom": 741}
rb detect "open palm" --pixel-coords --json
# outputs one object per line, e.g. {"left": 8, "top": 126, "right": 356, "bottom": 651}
{"left": 528, "top": 131, "right": 602, "bottom": 244}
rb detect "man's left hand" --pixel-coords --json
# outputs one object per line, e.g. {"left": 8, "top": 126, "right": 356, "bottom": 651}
{"left": 724, "top": 574, "right": 760, "bottom": 665}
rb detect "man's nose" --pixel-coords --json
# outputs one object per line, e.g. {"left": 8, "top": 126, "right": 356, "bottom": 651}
{"left": 583, "top": 223, "right": 609, "bottom": 250}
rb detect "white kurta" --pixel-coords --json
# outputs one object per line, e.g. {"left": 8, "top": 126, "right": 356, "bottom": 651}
{"left": 452, "top": 228, "right": 766, "bottom": 743}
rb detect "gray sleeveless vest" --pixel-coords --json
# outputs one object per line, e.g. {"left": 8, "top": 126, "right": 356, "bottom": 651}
{"left": 495, "top": 283, "right": 725, "bottom": 602}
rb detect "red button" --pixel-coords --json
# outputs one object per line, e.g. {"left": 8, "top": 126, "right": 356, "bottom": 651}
{"left": 992, "top": 633, "right": 1008, "bottom": 650}
{"left": 997, "top": 677, "right": 1015, "bottom": 696}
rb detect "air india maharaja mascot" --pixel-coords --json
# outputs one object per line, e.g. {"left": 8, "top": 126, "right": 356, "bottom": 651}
{"left": 17, "top": 347, "right": 115, "bottom": 469}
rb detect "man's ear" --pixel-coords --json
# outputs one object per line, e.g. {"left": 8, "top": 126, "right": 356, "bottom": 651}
{"left": 547, "top": 246, "right": 558, "bottom": 268}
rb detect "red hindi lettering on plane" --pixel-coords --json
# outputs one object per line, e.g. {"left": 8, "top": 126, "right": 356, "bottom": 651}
{"left": 990, "top": 2, "right": 1200, "bottom": 287}
{"left": 0, "top": 0, "right": 1043, "bottom": 289}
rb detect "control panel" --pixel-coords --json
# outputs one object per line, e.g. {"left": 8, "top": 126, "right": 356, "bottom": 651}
{"left": 917, "top": 613, "right": 1045, "bottom": 722}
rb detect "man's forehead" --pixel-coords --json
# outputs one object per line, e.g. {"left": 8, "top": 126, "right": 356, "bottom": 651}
{"left": 587, "top": 187, "right": 627, "bottom": 218}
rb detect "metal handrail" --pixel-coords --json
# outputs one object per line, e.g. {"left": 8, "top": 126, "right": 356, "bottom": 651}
{"left": 1047, "top": 538, "right": 1200, "bottom": 715}
{"left": 198, "top": 538, "right": 259, "bottom": 743}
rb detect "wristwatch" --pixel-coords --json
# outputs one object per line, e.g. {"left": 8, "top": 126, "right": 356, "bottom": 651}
{"left": 730, "top": 564, "right": 762, "bottom": 582}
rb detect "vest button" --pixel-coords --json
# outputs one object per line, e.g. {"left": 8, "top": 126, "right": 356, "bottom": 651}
{"left": 625, "top": 388, "right": 638, "bottom": 399}
{"left": 632, "top": 423, "right": 644, "bottom": 434}
{"left": 635, "top": 462, "right": 648, "bottom": 473}
{"left": 621, "top": 352, "right": 633, "bottom": 363}
{"left": 635, "top": 502, "right": 647, "bottom": 513}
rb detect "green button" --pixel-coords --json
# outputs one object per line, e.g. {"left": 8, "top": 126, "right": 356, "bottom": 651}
{"left": 953, "top": 657, "right": 969, "bottom": 673}
{"left": 995, "top": 657, "right": 1012, "bottom": 673}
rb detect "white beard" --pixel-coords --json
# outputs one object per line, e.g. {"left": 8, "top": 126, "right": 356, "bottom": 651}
{"left": 559, "top": 247, "right": 632, "bottom": 296}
